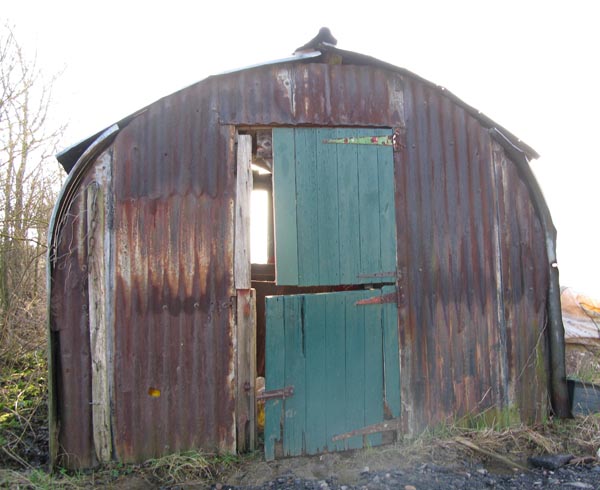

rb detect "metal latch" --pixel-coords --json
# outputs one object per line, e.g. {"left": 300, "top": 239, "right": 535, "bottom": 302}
{"left": 257, "top": 386, "right": 295, "bottom": 401}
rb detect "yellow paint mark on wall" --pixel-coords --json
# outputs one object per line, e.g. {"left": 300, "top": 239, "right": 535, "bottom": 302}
{"left": 148, "top": 387, "right": 161, "bottom": 397}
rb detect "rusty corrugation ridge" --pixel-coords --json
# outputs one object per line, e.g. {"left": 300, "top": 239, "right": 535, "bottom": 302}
{"left": 111, "top": 105, "right": 236, "bottom": 462}
{"left": 49, "top": 185, "right": 95, "bottom": 468}
{"left": 212, "top": 63, "right": 404, "bottom": 128}
{"left": 398, "top": 77, "right": 547, "bottom": 434}
{"left": 495, "top": 152, "right": 550, "bottom": 422}
{"left": 56, "top": 49, "right": 535, "bottom": 174}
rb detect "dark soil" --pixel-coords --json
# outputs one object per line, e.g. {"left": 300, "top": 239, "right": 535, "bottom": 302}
{"left": 216, "top": 464, "right": 600, "bottom": 490}
{"left": 200, "top": 433, "right": 600, "bottom": 490}
{"left": 213, "top": 458, "right": 600, "bottom": 490}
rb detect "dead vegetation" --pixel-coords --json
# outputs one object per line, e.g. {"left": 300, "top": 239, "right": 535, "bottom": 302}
{"left": 219, "top": 417, "right": 600, "bottom": 487}
{"left": 1, "top": 342, "right": 600, "bottom": 490}
{"left": 1, "top": 321, "right": 599, "bottom": 488}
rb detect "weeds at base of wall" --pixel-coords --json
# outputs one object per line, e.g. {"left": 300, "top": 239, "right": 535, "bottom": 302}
{"left": 0, "top": 349, "right": 48, "bottom": 470}
{"left": 0, "top": 451, "right": 244, "bottom": 489}
{"left": 142, "top": 451, "right": 241, "bottom": 486}
{"left": 2, "top": 417, "right": 600, "bottom": 488}
{"left": 2, "top": 344, "right": 600, "bottom": 488}
{"left": 415, "top": 414, "right": 600, "bottom": 462}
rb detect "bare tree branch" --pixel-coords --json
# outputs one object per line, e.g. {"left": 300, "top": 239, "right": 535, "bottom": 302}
{"left": 0, "top": 22, "right": 65, "bottom": 360}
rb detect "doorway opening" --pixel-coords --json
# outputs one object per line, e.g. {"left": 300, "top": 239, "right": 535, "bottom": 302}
{"left": 237, "top": 127, "right": 400, "bottom": 458}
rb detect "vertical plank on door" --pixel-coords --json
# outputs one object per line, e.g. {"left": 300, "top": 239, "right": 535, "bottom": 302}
{"left": 336, "top": 128, "right": 361, "bottom": 285}
{"left": 357, "top": 129, "right": 383, "bottom": 277}
{"left": 295, "top": 130, "right": 319, "bottom": 285}
{"left": 364, "top": 291, "right": 384, "bottom": 447}
{"left": 316, "top": 128, "right": 340, "bottom": 284}
{"left": 382, "top": 286, "right": 401, "bottom": 419}
{"left": 377, "top": 143, "right": 397, "bottom": 273}
{"left": 304, "top": 294, "right": 328, "bottom": 454}
{"left": 345, "top": 290, "right": 367, "bottom": 450}
{"left": 325, "top": 293, "right": 347, "bottom": 450}
{"left": 265, "top": 296, "right": 285, "bottom": 460}
{"left": 283, "top": 296, "right": 306, "bottom": 456}
{"left": 273, "top": 129, "right": 299, "bottom": 285}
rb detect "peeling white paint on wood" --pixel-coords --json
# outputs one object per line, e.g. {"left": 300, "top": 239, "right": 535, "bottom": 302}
{"left": 86, "top": 151, "right": 113, "bottom": 463}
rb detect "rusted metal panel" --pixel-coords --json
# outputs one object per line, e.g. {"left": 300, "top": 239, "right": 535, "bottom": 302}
{"left": 493, "top": 142, "right": 550, "bottom": 422}
{"left": 110, "top": 105, "right": 237, "bottom": 462}
{"left": 212, "top": 63, "right": 405, "bottom": 128}
{"left": 396, "top": 78, "right": 549, "bottom": 434}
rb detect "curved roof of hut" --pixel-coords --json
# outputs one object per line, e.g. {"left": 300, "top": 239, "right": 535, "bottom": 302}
{"left": 56, "top": 42, "right": 539, "bottom": 174}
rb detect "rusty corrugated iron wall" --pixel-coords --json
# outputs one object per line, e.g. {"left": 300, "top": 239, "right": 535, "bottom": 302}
{"left": 105, "top": 63, "right": 404, "bottom": 462}
{"left": 396, "top": 78, "right": 549, "bottom": 434}
{"left": 110, "top": 95, "right": 237, "bottom": 462}
{"left": 212, "top": 63, "right": 405, "bottom": 127}
{"left": 50, "top": 59, "right": 553, "bottom": 466}
{"left": 49, "top": 62, "right": 407, "bottom": 468}
{"left": 494, "top": 142, "right": 550, "bottom": 421}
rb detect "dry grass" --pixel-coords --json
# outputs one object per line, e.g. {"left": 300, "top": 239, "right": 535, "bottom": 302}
{"left": 142, "top": 451, "right": 239, "bottom": 486}
{"left": 1, "top": 417, "right": 599, "bottom": 489}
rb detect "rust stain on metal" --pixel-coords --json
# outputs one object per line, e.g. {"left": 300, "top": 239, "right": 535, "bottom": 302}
{"left": 214, "top": 63, "right": 405, "bottom": 127}
{"left": 110, "top": 113, "right": 237, "bottom": 462}
{"left": 395, "top": 78, "right": 549, "bottom": 434}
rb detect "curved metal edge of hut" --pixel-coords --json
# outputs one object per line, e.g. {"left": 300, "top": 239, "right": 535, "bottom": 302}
{"left": 47, "top": 124, "right": 123, "bottom": 468}
{"left": 490, "top": 128, "right": 570, "bottom": 418}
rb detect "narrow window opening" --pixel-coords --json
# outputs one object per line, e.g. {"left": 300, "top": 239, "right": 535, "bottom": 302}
{"left": 251, "top": 189, "right": 268, "bottom": 264}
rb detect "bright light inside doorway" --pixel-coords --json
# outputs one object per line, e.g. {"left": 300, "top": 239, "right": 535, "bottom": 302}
{"left": 251, "top": 190, "right": 268, "bottom": 264}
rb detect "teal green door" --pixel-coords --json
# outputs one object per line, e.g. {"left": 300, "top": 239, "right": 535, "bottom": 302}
{"left": 272, "top": 127, "right": 397, "bottom": 286}
{"left": 264, "top": 287, "right": 399, "bottom": 459}
{"left": 265, "top": 128, "right": 400, "bottom": 459}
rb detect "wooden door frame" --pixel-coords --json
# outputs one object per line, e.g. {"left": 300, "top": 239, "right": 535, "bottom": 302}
{"left": 234, "top": 133, "right": 257, "bottom": 452}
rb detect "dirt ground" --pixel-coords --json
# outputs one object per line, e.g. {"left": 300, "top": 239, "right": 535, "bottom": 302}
{"left": 221, "top": 427, "right": 600, "bottom": 489}
{"left": 138, "top": 343, "right": 600, "bottom": 489}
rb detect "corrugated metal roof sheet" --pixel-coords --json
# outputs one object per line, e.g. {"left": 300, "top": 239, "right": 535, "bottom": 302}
{"left": 56, "top": 46, "right": 537, "bottom": 174}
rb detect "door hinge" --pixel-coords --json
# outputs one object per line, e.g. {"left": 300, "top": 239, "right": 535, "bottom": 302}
{"left": 357, "top": 271, "right": 397, "bottom": 279}
{"left": 322, "top": 135, "right": 393, "bottom": 147}
{"left": 355, "top": 292, "right": 397, "bottom": 306}
{"left": 331, "top": 418, "right": 401, "bottom": 441}
{"left": 322, "top": 128, "right": 405, "bottom": 152}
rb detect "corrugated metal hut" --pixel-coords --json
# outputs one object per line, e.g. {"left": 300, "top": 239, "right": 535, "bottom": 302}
{"left": 48, "top": 31, "right": 570, "bottom": 469}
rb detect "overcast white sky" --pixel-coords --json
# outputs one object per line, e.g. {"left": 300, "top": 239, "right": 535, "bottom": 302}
{"left": 4, "top": 0, "right": 600, "bottom": 297}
